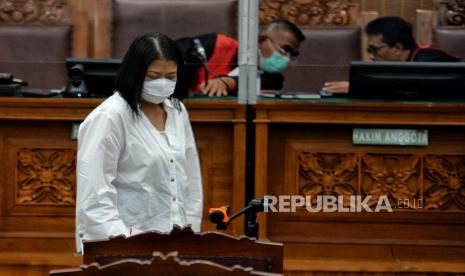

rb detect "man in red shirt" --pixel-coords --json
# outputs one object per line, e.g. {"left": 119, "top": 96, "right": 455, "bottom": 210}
{"left": 176, "top": 19, "right": 305, "bottom": 96}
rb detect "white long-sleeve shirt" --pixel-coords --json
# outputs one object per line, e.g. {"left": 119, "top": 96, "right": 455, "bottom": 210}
{"left": 75, "top": 92, "right": 203, "bottom": 253}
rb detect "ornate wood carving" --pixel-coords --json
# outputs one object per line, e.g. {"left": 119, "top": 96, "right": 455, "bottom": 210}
{"left": 297, "top": 151, "right": 465, "bottom": 211}
{"left": 299, "top": 153, "right": 358, "bottom": 205}
{"left": 438, "top": 0, "right": 465, "bottom": 26}
{"left": 83, "top": 226, "right": 283, "bottom": 272}
{"left": 16, "top": 148, "right": 76, "bottom": 205}
{"left": 296, "top": 151, "right": 465, "bottom": 211}
{"left": 259, "top": 0, "right": 358, "bottom": 26}
{"left": 61, "top": 251, "right": 264, "bottom": 275}
{"left": 0, "top": 0, "right": 68, "bottom": 24}
{"left": 424, "top": 155, "right": 465, "bottom": 210}
{"left": 362, "top": 155, "right": 420, "bottom": 208}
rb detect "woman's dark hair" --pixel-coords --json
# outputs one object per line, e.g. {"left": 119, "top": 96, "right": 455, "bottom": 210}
{"left": 365, "top": 16, "right": 417, "bottom": 51}
{"left": 116, "top": 33, "right": 188, "bottom": 114}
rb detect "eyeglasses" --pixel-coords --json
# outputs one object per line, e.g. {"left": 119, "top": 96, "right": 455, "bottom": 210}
{"left": 367, "top": 44, "right": 388, "bottom": 55}
{"left": 267, "top": 38, "right": 299, "bottom": 59}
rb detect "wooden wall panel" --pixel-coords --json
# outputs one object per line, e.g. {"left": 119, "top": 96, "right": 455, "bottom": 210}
{"left": 356, "top": 0, "right": 436, "bottom": 15}
{"left": 0, "top": 265, "right": 71, "bottom": 276}
{"left": 0, "top": 0, "right": 89, "bottom": 57}
{"left": 384, "top": 0, "right": 403, "bottom": 18}
{"left": 0, "top": 98, "right": 246, "bottom": 275}
{"left": 260, "top": 0, "right": 359, "bottom": 26}
{"left": 254, "top": 100, "right": 465, "bottom": 275}
{"left": 92, "top": 0, "right": 111, "bottom": 58}
{"left": 0, "top": 121, "right": 76, "bottom": 235}
{"left": 0, "top": 0, "right": 445, "bottom": 58}
{"left": 359, "top": 0, "right": 383, "bottom": 13}
{"left": 70, "top": 0, "right": 443, "bottom": 57}
{"left": 258, "top": 0, "right": 437, "bottom": 28}
{"left": 192, "top": 123, "right": 238, "bottom": 232}
{"left": 354, "top": 0, "right": 437, "bottom": 31}
{"left": 0, "top": 0, "right": 69, "bottom": 24}
{"left": 0, "top": 121, "right": 80, "bottom": 275}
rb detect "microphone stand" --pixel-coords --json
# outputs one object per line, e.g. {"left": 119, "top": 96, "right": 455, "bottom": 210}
{"left": 213, "top": 199, "right": 264, "bottom": 239}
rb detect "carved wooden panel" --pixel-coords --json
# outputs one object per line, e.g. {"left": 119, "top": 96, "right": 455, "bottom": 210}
{"left": 299, "top": 152, "right": 358, "bottom": 205}
{"left": 5, "top": 137, "right": 77, "bottom": 216}
{"left": 424, "top": 155, "right": 465, "bottom": 210}
{"left": 293, "top": 148, "right": 465, "bottom": 212}
{"left": 259, "top": 0, "right": 359, "bottom": 26}
{"left": 0, "top": 0, "right": 68, "bottom": 24}
{"left": 362, "top": 154, "right": 420, "bottom": 208}
{"left": 438, "top": 0, "right": 465, "bottom": 26}
{"left": 261, "top": 109, "right": 465, "bottom": 274}
{"left": 83, "top": 226, "right": 283, "bottom": 272}
{"left": 65, "top": 250, "right": 269, "bottom": 275}
{"left": 16, "top": 148, "right": 75, "bottom": 205}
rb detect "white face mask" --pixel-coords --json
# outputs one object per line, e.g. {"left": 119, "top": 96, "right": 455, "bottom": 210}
{"left": 141, "top": 78, "right": 176, "bottom": 104}
{"left": 258, "top": 39, "right": 290, "bottom": 73}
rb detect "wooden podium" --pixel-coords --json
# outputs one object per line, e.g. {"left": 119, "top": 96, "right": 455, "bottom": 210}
{"left": 51, "top": 252, "right": 280, "bottom": 276}
{"left": 80, "top": 226, "right": 283, "bottom": 274}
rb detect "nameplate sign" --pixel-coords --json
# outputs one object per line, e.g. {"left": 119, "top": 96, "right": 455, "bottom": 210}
{"left": 353, "top": 128, "right": 428, "bottom": 146}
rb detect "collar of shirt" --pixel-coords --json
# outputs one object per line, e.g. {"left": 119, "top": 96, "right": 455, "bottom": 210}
{"left": 163, "top": 98, "right": 175, "bottom": 110}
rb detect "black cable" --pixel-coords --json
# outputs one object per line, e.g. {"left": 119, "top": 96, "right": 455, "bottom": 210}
{"left": 193, "top": 38, "right": 233, "bottom": 91}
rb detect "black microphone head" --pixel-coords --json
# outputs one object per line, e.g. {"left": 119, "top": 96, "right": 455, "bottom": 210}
{"left": 208, "top": 210, "right": 224, "bottom": 224}
{"left": 193, "top": 38, "right": 207, "bottom": 61}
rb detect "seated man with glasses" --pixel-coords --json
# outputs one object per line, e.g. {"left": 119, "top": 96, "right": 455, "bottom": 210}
{"left": 176, "top": 19, "right": 305, "bottom": 96}
{"left": 323, "top": 16, "right": 460, "bottom": 94}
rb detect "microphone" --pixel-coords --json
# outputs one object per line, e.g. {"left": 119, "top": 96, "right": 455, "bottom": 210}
{"left": 208, "top": 205, "right": 230, "bottom": 224}
{"left": 0, "top": 73, "right": 27, "bottom": 86}
{"left": 193, "top": 38, "right": 207, "bottom": 62}
{"left": 193, "top": 38, "right": 210, "bottom": 87}
{"left": 208, "top": 199, "right": 265, "bottom": 238}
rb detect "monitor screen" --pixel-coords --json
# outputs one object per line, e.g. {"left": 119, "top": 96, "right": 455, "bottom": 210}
{"left": 66, "top": 58, "right": 121, "bottom": 97}
{"left": 348, "top": 61, "right": 465, "bottom": 100}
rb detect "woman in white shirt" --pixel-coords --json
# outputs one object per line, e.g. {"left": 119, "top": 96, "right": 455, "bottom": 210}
{"left": 75, "top": 33, "right": 203, "bottom": 253}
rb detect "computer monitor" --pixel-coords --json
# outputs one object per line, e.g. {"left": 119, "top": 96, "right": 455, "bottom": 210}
{"left": 65, "top": 58, "right": 121, "bottom": 97}
{"left": 348, "top": 61, "right": 465, "bottom": 100}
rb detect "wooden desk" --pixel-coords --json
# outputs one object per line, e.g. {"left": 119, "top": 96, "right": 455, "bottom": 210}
{"left": 0, "top": 97, "right": 246, "bottom": 275}
{"left": 254, "top": 99, "right": 465, "bottom": 275}
{"left": 3, "top": 96, "right": 465, "bottom": 275}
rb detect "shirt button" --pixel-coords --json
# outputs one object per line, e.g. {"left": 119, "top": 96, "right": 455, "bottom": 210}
{"left": 172, "top": 197, "right": 176, "bottom": 202}
{"left": 171, "top": 178, "right": 175, "bottom": 182}
{"left": 170, "top": 159, "right": 174, "bottom": 163}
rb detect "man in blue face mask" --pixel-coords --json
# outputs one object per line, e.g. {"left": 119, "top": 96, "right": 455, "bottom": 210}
{"left": 177, "top": 19, "right": 305, "bottom": 96}
{"left": 258, "top": 21, "right": 303, "bottom": 74}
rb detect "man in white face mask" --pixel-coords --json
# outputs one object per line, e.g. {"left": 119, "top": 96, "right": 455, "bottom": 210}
{"left": 176, "top": 19, "right": 305, "bottom": 96}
